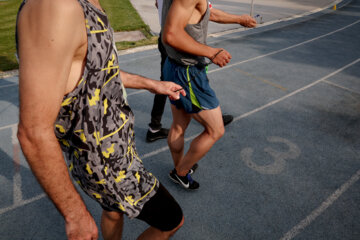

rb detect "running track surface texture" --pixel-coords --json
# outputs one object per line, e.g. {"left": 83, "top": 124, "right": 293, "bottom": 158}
{"left": 0, "top": 1, "right": 359, "bottom": 239}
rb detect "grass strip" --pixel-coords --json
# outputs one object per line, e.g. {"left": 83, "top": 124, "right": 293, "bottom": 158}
{"left": 0, "top": 0, "right": 155, "bottom": 72}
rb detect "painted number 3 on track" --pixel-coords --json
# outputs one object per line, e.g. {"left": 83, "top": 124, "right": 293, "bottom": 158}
{"left": 241, "top": 136, "right": 301, "bottom": 174}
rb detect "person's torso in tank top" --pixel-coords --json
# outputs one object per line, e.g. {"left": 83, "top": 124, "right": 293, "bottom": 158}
{"left": 16, "top": 0, "right": 158, "bottom": 218}
{"left": 161, "top": 0, "right": 210, "bottom": 66}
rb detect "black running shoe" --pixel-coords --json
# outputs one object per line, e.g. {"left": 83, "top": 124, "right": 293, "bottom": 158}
{"left": 222, "top": 114, "right": 234, "bottom": 126}
{"left": 169, "top": 169, "right": 199, "bottom": 190}
{"left": 146, "top": 128, "right": 169, "bottom": 142}
{"left": 189, "top": 163, "right": 198, "bottom": 175}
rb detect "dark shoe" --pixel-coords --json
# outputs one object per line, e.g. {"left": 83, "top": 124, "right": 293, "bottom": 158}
{"left": 189, "top": 163, "right": 198, "bottom": 175}
{"left": 146, "top": 128, "right": 169, "bottom": 142}
{"left": 222, "top": 114, "right": 234, "bottom": 126}
{"left": 169, "top": 169, "right": 199, "bottom": 190}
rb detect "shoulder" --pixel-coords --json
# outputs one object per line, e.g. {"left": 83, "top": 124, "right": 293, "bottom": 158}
{"left": 19, "top": 0, "right": 83, "bottom": 24}
{"left": 17, "top": 0, "right": 86, "bottom": 58}
{"left": 18, "top": 0, "right": 85, "bottom": 40}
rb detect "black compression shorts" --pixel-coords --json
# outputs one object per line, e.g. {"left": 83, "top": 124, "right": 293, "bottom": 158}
{"left": 136, "top": 183, "right": 183, "bottom": 231}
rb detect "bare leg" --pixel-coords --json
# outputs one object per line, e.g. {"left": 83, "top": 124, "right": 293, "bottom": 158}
{"left": 101, "top": 210, "right": 124, "bottom": 240}
{"left": 167, "top": 105, "right": 192, "bottom": 168}
{"left": 176, "top": 106, "right": 224, "bottom": 176}
{"left": 137, "top": 216, "right": 184, "bottom": 240}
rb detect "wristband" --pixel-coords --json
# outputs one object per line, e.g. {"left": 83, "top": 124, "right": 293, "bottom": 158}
{"left": 210, "top": 49, "right": 224, "bottom": 62}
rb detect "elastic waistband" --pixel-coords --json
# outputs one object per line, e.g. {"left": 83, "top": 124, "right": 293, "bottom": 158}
{"left": 167, "top": 57, "right": 207, "bottom": 69}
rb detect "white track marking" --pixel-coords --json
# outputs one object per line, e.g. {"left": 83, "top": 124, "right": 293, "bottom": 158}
{"left": 1, "top": 18, "right": 359, "bottom": 92}
{"left": 0, "top": 193, "right": 46, "bottom": 215}
{"left": 0, "top": 17, "right": 359, "bottom": 219}
{"left": 208, "top": 19, "right": 360, "bottom": 74}
{"left": 0, "top": 123, "right": 17, "bottom": 131}
{"left": 2, "top": 59, "right": 358, "bottom": 216}
{"left": 11, "top": 125, "right": 22, "bottom": 204}
{"left": 0, "top": 83, "right": 17, "bottom": 89}
{"left": 208, "top": 0, "right": 344, "bottom": 39}
{"left": 140, "top": 58, "right": 360, "bottom": 159}
{"left": 323, "top": 79, "right": 360, "bottom": 95}
{"left": 0, "top": 65, "right": 358, "bottom": 218}
{"left": 232, "top": 58, "right": 360, "bottom": 121}
{"left": 280, "top": 168, "right": 360, "bottom": 240}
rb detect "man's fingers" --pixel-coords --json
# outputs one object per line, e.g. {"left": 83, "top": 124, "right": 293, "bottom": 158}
{"left": 214, "top": 50, "right": 231, "bottom": 67}
{"left": 170, "top": 89, "right": 185, "bottom": 99}
{"left": 179, "top": 89, "right": 186, "bottom": 96}
{"left": 241, "top": 15, "right": 257, "bottom": 28}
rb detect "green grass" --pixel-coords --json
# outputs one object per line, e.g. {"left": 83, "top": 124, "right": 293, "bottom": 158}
{"left": 0, "top": 0, "right": 22, "bottom": 72}
{"left": 100, "top": 0, "right": 158, "bottom": 51}
{"left": 0, "top": 0, "right": 155, "bottom": 72}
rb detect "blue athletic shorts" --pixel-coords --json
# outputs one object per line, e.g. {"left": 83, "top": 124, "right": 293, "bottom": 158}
{"left": 163, "top": 58, "right": 219, "bottom": 114}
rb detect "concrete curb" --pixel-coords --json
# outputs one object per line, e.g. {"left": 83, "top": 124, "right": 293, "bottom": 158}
{"left": 114, "top": 30, "right": 146, "bottom": 42}
{"left": 0, "top": 70, "right": 19, "bottom": 79}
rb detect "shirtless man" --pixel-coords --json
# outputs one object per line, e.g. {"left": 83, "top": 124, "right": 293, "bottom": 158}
{"left": 146, "top": 0, "right": 234, "bottom": 143}
{"left": 16, "top": 0, "right": 186, "bottom": 239}
{"left": 162, "top": 0, "right": 256, "bottom": 189}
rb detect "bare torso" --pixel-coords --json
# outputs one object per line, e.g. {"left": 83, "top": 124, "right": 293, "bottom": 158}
{"left": 188, "top": 0, "right": 208, "bottom": 24}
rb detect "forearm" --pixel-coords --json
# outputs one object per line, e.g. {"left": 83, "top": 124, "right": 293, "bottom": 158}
{"left": 210, "top": 8, "right": 256, "bottom": 28}
{"left": 18, "top": 126, "right": 87, "bottom": 222}
{"left": 210, "top": 8, "right": 241, "bottom": 24}
{"left": 119, "top": 70, "right": 185, "bottom": 99}
{"left": 120, "top": 70, "right": 158, "bottom": 91}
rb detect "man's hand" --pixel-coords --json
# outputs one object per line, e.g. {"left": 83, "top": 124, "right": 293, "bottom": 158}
{"left": 210, "top": 48, "right": 232, "bottom": 67}
{"left": 150, "top": 81, "right": 186, "bottom": 101}
{"left": 210, "top": 8, "right": 257, "bottom": 28}
{"left": 239, "top": 14, "right": 257, "bottom": 28}
{"left": 65, "top": 209, "right": 98, "bottom": 240}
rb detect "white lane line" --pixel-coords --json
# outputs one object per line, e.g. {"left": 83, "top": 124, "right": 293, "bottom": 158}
{"left": 115, "top": 0, "right": 346, "bottom": 56}
{"left": 126, "top": 18, "right": 360, "bottom": 95}
{"left": 140, "top": 58, "right": 360, "bottom": 159}
{"left": 3, "top": 19, "right": 359, "bottom": 94}
{"left": 0, "top": 123, "right": 17, "bottom": 131}
{"left": 208, "top": 0, "right": 344, "bottom": 39}
{"left": 232, "top": 58, "right": 360, "bottom": 121}
{"left": 118, "top": 53, "right": 159, "bottom": 64}
{"left": 280, "top": 168, "right": 360, "bottom": 240}
{"left": 116, "top": 0, "right": 347, "bottom": 61}
{"left": 208, "top": 19, "right": 360, "bottom": 74}
{"left": 323, "top": 79, "right": 360, "bottom": 95}
{"left": 1, "top": 59, "right": 359, "bottom": 216}
{"left": 0, "top": 83, "right": 17, "bottom": 89}
{"left": 11, "top": 125, "right": 23, "bottom": 205}
{"left": 0, "top": 193, "right": 46, "bottom": 215}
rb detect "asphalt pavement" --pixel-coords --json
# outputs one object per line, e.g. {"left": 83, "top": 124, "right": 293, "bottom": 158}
{"left": 0, "top": 0, "right": 359, "bottom": 239}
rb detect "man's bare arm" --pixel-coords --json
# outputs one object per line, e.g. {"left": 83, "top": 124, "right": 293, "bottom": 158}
{"left": 120, "top": 70, "right": 186, "bottom": 100}
{"left": 162, "top": 0, "right": 219, "bottom": 59}
{"left": 162, "top": 0, "right": 231, "bottom": 67}
{"left": 210, "top": 8, "right": 257, "bottom": 28}
{"left": 17, "top": 0, "right": 97, "bottom": 239}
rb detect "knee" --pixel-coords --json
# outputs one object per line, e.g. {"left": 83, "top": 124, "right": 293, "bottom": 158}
{"left": 209, "top": 126, "right": 225, "bottom": 142}
{"left": 170, "top": 124, "right": 186, "bottom": 137}
{"left": 102, "top": 210, "right": 123, "bottom": 222}
{"left": 168, "top": 125, "right": 186, "bottom": 150}
{"left": 177, "top": 216, "right": 184, "bottom": 229}
{"left": 165, "top": 216, "right": 184, "bottom": 237}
